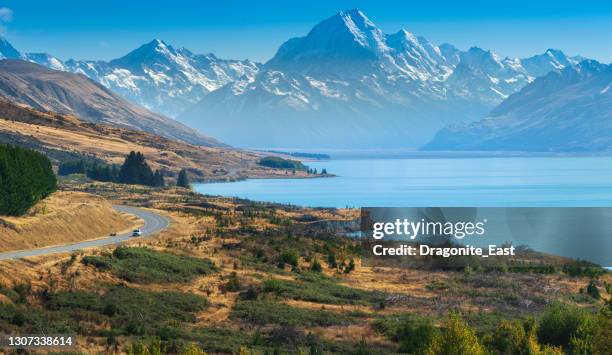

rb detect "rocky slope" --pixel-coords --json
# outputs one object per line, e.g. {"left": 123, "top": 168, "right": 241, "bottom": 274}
{"left": 423, "top": 60, "right": 612, "bottom": 152}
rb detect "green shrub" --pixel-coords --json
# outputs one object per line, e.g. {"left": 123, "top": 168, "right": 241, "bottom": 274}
{"left": 310, "top": 258, "right": 322, "bottom": 272}
{"left": 48, "top": 286, "right": 208, "bottom": 335}
{"left": 426, "top": 312, "right": 486, "bottom": 355}
{"left": 591, "top": 304, "right": 612, "bottom": 355}
{"left": 537, "top": 302, "right": 593, "bottom": 348}
{"left": 374, "top": 313, "right": 437, "bottom": 354}
{"left": 82, "top": 247, "right": 216, "bottom": 283}
{"left": 562, "top": 261, "right": 606, "bottom": 278}
{"left": 569, "top": 314, "right": 597, "bottom": 355}
{"left": 586, "top": 280, "right": 601, "bottom": 300}
{"left": 231, "top": 299, "right": 351, "bottom": 326}
{"left": 262, "top": 272, "right": 385, "bottom": 305}
{"left": 81, "top": 255, "right": 112, "bottom": 270}
{"left": 483, "top": 319, "right": 544, "bottom": 355}
{"left": 278, "top": 250, "right": 299, "bottom": 268}
{"left": 225, "top": 272, "right": 241, "bottom": 292}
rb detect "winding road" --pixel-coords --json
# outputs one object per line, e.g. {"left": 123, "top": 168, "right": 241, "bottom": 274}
{"left": 0, "top": 206, "right": 170, "bottom": 261}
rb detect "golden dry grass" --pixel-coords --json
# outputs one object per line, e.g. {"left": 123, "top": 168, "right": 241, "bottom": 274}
{"left": 1, "top": 183, "right": 610, "bottom": 354}
{"left": 0, "top": 191, "right": 137, "bottom": 252}
{"left": 0, "top": 113, "right": 319, "bottom": 182}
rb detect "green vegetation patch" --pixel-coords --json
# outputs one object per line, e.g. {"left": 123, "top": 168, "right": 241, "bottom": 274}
{"left": 82, "top": 247, "right": 216, "bottom": 284}
{"left": 374, "top": 313, "right": 438, "bottom": 354}
{"left": 0, "top": 144, "right": 56, "bottom": 216}
{"left": 0, "top": 285, "right": 208, "bottom": 337}
{"left": 47, "top": 286, "right": 208, "bottom": 335}
{"left": 262, "top": 271, "right": 386, "bottom": 305}
{"left": 231, "top": 299, "right": 351, "bottom": 326}
{"left": 258, "top": 156, "right": 307, "bottom": 171}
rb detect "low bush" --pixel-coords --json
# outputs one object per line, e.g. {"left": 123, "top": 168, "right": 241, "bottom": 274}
{"left": 374, "top": 313, "right": 437, "bottom": 354}
{"left": 231, "top": 299, "right": 351, "bottom": 326}
{"left": 537, "top": 302, "right": 594, "bottom": 348}
{"left": 262, "top": 272, "right": 385, "bottom": 305}
{"left": 277, "top": 250, "right": 299, "bottom": 268}
{"left": 82, "top": 247, "right": 216, "bottom": 283}
{"left": 47, "top": 286, "right": 208, "bottom": 336}
{"left": 426, "top": 312, "right": 486, "bottom": 355}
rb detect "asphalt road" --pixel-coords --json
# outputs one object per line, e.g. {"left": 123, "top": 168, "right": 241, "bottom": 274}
{"left": 0, "top": 206, "right": 170, "bottom": 261}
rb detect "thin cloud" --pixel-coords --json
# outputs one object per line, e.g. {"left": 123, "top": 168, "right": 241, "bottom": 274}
{"left": 0, "top": 7, "right": 13, "bottom": 23}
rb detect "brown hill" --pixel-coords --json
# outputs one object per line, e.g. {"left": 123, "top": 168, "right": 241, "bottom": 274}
{"left": 0, "top": 191, "right": 135, "bottom": 252}
{"left": 0, "top": 99, "right": 304, "bottom": 181}
{"left": 0, "top": 59, "right": 222, "bottom": 147}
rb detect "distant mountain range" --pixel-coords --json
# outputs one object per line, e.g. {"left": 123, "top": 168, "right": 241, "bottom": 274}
{"left": 423, "top": 60, "right": 612, "bottom": 152}
{"left": 177, "top": 10, "right": 587, "bottom": 148}
{"left": 0, "top": 37, "right": 259, "bottom": 118}
{"left": 0, "top": 9, "right": 602, "bottom": 150}
{"left": 0, "top": 60, "right": 222, "bottom": 147}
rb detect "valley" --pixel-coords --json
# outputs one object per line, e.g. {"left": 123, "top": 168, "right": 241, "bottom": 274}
{"left": 0, "top": 180, "right": 609, "bottom": 353}
{"left": 0, "top": 5, "right": 610, "bottom": 354}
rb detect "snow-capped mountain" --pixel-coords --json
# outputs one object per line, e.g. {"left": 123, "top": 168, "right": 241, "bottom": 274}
{"left": 24, "top": 53, "right": 66, "bottom": 71}
{"left": 423, "top": 60, "right": 612, "bottom": 152}
{"left": 179, "top": 9, "right": 586, "bottom": 149}
{"left": 0, "top": 36, "right": 259, "bottom": 118}
{"left": 0, "top": 9, "right": 589, "bottom": 149}
{"left": 62, "top": 40, "right": 259, "bottom": 117}
{"left": 0, "top": 37, "right": 21, "bottom": 59}
{"left": 0, "top": 60, "right": 223, "bottom": 147}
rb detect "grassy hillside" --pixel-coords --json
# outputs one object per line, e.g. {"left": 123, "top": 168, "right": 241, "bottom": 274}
{"left": 0, "top": 99, "right": 313, "bottom": 182}
{"left": 0, "top": 191, "right": 136, "bottom": 251}
{"left": 0, "top": 181, "right": 609, "bottom": 354}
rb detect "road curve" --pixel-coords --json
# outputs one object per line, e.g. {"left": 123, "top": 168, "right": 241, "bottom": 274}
{"left": 0, "top": 206, "right": 170, "bottom": 261}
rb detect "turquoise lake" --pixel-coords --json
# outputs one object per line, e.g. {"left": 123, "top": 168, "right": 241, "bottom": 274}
{"left": 194, "top": 156, "right": 612, "bottom": 208}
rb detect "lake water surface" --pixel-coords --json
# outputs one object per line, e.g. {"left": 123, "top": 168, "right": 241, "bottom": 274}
{"left": 194, "top": 157, "right": 612, "bottom": 208}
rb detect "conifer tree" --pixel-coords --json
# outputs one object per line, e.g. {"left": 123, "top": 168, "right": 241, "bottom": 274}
{"left": 153, "top": 169, "right": 165, "bottom": 187}
{"left": 177, "top": 169, "right": 190, "bottom": 189}
{"left": 118, "top": 151, "right": 155, "bottom": 186}
{"left": 0, "top": 144, "right": 57, "bottom": 216}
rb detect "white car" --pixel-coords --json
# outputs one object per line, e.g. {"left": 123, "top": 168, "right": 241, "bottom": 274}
{"left": 132, "top": 229, "right": 142, "bottom": 237}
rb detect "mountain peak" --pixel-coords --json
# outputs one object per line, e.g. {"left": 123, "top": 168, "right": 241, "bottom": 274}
{"left": 460, "top": 47, "right": 503, "bottom": 69}
{"left": 265, "top": 9, "right": 385, "bottom": 73}
{"left": 0, "top": 36, "right": 22, "bottom": 59}
{"left": 111, "top": 38, "right": 177, "bottom": 67}
{"left": 312, "top": 8, "right": 381, "bottom": 47}
{"left": 545, "top": 48, "right": 564, "bottom": 56}
{"left": 336, "top": 8, "right": 375, "bottom": 27}
{"left": 144, "top": 38, "right": 171, "bottom": 51}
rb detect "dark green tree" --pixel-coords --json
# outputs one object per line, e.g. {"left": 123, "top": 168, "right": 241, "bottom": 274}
{"left": 0, "top": 144, "right": 57, "bottom": 216}
{"left": 153, "top": 170, "right": 165, "bottom": 187}
{"left": 58, "top": 159, "right": 87, "bottom": 175}
{"left": 177, "top": 169, "right": 190, "bottom": 189}
{"left": 118, "top": 151, "right": 155, "bottom": 186}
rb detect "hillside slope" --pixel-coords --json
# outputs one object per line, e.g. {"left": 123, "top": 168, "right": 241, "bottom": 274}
{"left": 0, "top": 60, "right": 222, "bottom": 147}
{"left": 423, "top": 61, "right": 612, "bottom": 152}
{"left": 0, "top": 191, "right": 135, "bottom": 252}
{"left": 0, "top": 99, "right": 295, "bottom": 181}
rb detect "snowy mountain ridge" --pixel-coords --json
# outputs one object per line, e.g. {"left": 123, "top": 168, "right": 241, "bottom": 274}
{"left": 178, "top": 9, "right": 586, "bottom": 148}
{"left": 0, "top": 9, "right": 590, "bottom": 148}
{"left": 423, "top": 60, "right": 612, "bottom": 152}
{"left": 0, "top": 37, "right": 259, "bottom": 117}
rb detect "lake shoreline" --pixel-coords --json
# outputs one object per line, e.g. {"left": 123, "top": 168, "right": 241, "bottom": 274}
{"left": 194, "top": 156, "right": 612, "bottom": 208}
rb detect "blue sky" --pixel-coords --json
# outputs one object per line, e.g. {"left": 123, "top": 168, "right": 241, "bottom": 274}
{"left": 1, "top": 0, "right": 611, "bottom": 63}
